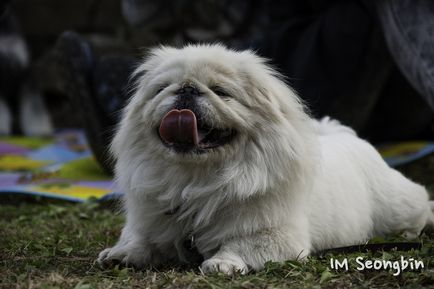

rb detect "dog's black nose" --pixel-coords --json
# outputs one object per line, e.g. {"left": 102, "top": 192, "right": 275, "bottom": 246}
{"left": 174, "top": 83, "right": 202, "bottom": 111}
{"left": 176, "top": 84, "right": 200, "bottom": 96}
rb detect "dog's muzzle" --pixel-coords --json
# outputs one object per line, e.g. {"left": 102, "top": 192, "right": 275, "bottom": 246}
{"left": 158, "top": 84, "right": 236, "bottom": 153}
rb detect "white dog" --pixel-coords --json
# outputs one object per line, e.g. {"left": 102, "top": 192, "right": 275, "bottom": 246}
{"left": 98, "top": 44, "right": 434, "bottom": 274}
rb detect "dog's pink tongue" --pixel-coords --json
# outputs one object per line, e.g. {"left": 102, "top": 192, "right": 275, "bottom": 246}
{"left": 159, "top": 109, "right": 199, "bottom": 146}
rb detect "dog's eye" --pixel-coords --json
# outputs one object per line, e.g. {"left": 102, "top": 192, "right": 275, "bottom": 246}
{"left": 156, "top": 84, "right": 169, "bottom": 95}
{"left": 211, "top": 86, "right": 230, "bottom": 98}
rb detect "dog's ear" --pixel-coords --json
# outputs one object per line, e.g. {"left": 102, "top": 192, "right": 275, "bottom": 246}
{"left": 133, "top": 46, "right": 178, "bottom": 77}
{"left": 123, "top": 46, "right": 180, "bottom": 103}
{"left": 238, "top": 51, "right": 309, "bottom": 122}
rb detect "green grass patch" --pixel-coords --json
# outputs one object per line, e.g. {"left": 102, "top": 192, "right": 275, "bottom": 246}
{"left": 1, "top": 201, "right": 432, "bottom": 289}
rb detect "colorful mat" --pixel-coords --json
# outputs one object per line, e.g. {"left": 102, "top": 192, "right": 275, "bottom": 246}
{"left": 377, "top": 141, "right": 434, "bottom": 167}
{"left": 0, "top": 130, "right": 119, "bottom": 202}
{"left": 0, "top": 131, "right": 433, "bottom": 202}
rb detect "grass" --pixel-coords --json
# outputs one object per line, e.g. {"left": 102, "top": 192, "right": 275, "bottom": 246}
{"left": 1, "top": 156, "right": 434, "bottom": 288}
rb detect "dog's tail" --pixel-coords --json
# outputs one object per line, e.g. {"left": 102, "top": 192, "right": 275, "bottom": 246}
{"left": 315, "top": 116, "right": 356, "bottom": 136}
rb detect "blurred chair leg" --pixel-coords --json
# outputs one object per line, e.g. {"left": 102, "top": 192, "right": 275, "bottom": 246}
{"left": 0, "top": 96, "right": 12, "bottom": 135}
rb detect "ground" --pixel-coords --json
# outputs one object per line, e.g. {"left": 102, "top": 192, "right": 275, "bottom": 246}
{"left": 1, "top": 156, "right": 434, "bottom": 289}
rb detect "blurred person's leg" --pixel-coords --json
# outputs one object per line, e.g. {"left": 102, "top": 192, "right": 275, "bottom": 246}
{"left": 376, "top": 0, "right": 434, "bottom": 110}
{"left": 261, "top": 0, "right": 434, "bottom": 141}
{"left": 40, "top": 31, "right": 134, "bottom": 173}
{"left": 0, "top": 0, "right": 29, "bottom": 135}
{"left": 261, "top": 1, "right": 393, "bottom": 132}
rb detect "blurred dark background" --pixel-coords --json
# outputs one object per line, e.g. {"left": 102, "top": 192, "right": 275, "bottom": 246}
{"left": 1, "top": 0, "right": 433, "bottom": 172}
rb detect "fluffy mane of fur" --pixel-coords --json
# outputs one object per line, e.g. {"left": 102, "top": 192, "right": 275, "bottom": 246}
{"left": 99, "top": 44, "right": 433, "bottom": 274}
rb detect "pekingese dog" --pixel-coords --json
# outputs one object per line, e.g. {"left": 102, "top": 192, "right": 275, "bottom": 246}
{"left": 98, "top": 44, "right": 434, "bottom": 274}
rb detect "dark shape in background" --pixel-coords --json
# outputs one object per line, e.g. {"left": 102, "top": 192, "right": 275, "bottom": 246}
{"left": 0, "top": 0, "right": 433, "bottom": 173}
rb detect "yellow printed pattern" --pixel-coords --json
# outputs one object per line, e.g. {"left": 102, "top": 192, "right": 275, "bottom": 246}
{"left": 29, "top": 184, "right": 111, "bottom": 200}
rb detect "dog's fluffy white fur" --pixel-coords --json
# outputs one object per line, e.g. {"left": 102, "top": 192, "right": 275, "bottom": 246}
{"left": 98, "top": 44, "right": 434, "bottom": 274}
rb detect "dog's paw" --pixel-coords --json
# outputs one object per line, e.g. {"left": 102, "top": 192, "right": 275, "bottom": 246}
{"left": 97, "top": 244, "right": 150, "bottom": 269}
{"left": 201, "top": 256, "right": 248, "bottom": 275}
{"left": 401, "top": 230, "right": 419, "bottom": 240}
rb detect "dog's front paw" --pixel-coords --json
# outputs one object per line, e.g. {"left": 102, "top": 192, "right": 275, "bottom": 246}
{"left": 97, "top": 244, "right": 150, "bottom": 269}
{"left": 201, "top": 256, "right": 248, "bottom": 275}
